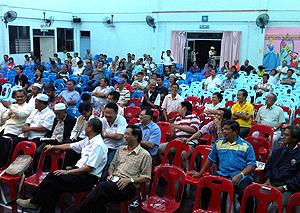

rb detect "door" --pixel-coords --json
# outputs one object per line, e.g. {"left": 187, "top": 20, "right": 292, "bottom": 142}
{"left": 80, "top": 31, "right": 91, "bottom": 59}
{"left": 40, "top": 37, "right": 55, "bottom": 62}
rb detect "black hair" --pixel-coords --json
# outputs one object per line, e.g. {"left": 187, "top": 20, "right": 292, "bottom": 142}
{"left": 213, "top": 92, "right": 223, "bottom": 102}
{"left": 208, "top": 64, "right": 214, "bottom": 68}
{"left": 67, "top": 79, "right": 76, "bottom": 85}
{"left": 8, "top": 57, "right": 14, "bottom": 62}
{"left": 286, "top": 126, "right": 300, "bottom": 143}
{"left": 81, "top": 93, "right": 91, "bottom": 101}
{"left": 268, "top": 93, "right": 277, "bottom": 102}
{"left": 108, "top": 91, "right": 120, "bottom": 102}
{"left": 141, "top": 107, "right": 154, "bottom": 119}
{"left": 120, "top": 74, "right": 129, "bottom": 80}
{"left": 287, "top": 68, "right": 294, "bottom": 74}
{"left": 263, "top": 73, "right": 269, "bottom": 79}
{"left": 105, "top": 102, "right": 118, "bottom": 113}
{"left": 88, "top": 118, "right": 102, "bottom": 134}
{"left": 137, "top": 71, "right": 144, "bottom": 76}
{"left": 44, "top": 84, "right": 55, "bottom": 92}
{"left": 222, "top": 120, "right": 240, "bottom": 134}
{"left": 271, "top": 69, "right": 277, "bottom": 74}
{"left": 156, "top": 75, "right": 164, "bottom": 81}
{"left": 218, "top": 108, "right": 232, "bottom": 120}
{"left": 77, "top": 60, "right": 83, "bottom": 65}
{"left": 101, "top": 78, "right": 109, "bottom": 85}
{"left": 78, "top": 103, "right": 92, "bottom": 114}
{"left": 16, "top": 65, "right": 23, "bottom": 71}
{"left": 13, "top": 89, "right": 27, "bottom": 99}
{"left": 127, "top": 125, "right": 143, "bottom": 143}
{"left": 238, "top": 89, "right": 248, "bottom": 98}
{"left": 34, "top": 65, "right": 45, "bottom": 72}
{"left": 171, "top": 83, "right": 179, "bottom": 89}
{"left": 180, "top": 101, "right": 193, "bottom": 115}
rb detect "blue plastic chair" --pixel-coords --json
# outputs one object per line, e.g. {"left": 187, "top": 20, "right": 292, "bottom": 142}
{"left": 0, "top": 83, "right": 12, "bottom": 101}
{"left": 67, "top": 106, "right": 80, "bottom": 118}
{"left": 53, "top": 79, "right": 65, "bottom": 94}
{"left": 276, "top": 99, "right": 294, "bottom": 109}
{"left": 131, "top": 90, "right": 144, "bottom": 98}
{"left": 3, "top": 85, "right": 22, "bottom": 102}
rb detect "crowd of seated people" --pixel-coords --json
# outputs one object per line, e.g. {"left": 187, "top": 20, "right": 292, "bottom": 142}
{"left": 1, "top": 49, "right": 300, "bottom": 212}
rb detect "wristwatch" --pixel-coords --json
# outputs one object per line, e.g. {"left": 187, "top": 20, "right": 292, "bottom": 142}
{"left": 130, "top": 178, "right": 135, "bottom": 183}
{"left": 283, "top": 185, "right": 288, "bottom": 191}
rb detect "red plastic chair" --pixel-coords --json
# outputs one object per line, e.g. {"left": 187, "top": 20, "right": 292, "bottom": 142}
{"left": 128, "top": 117, "right": 140, "bottom": 125}
{"left": 294, "top": 108, "right": 300, "bottom": 120}
{"left": 186, "top": 96, "right": 201, "bottom": 106}
{"left": 186, "top": 145, "right": 212, "bottom": 186}
{"left": 240, "top": 183, "right": 282, "bottom": 213}
{"left": 124, "top": 106, "right": 141, "bottom": 121}
{"left": 129, "top": 98, "right": 142, "bottom": 106}
{"left": 193, "top": 106, "right": 205, "bottom": 117}
{"left": 245, "top": 136, "right": 270, "bottom": 162}
{"left": 248, "top": 123, "right": 274, "bottom": 148}
{"left": 24, "top": 149, "right": 65, "bottom": 188}
{"left": 193, "top": 175, "right": 234, "bottom": 213}
{"left": 120, "top": 183, "right": 147, "bottom": 213}
{"left": 0, "top": 141, "right": 36, "bottom": 213}
{"left": 280, "top": 106, "right": 292, "bottom": 124}
{"left": 198, "top": 134, "right": 212, "bottom": 145}
{"left": 167, "top": 111, "right": 179, "bottom": 121}
{"left": 157, "top": 122, "right": 171, "bottom": 144}
{"left": 287, "top": 192, "right": 300, "bottom": 213}
{"left": 153, "top": 109, "right": 160, "bottom": 122}
{"left": 225, "top": 100, "right": 235, "bottom": 109}
{"left": 199, "top": 113, "right": 214, "bottom": 125}
{"left": 293, "top": 117, "right": 300, "bottom": 126}
{"left": 202, "top": 97, "right": 212, "bottom": 106}
{"left": 141, "top": 165, "right": 186, "bottom": 213}
{"left": 253, "top": 103, "right": 263, "bottom": 119}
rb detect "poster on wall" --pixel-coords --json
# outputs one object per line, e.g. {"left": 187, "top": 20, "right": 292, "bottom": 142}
{"left": 263, "top": 27, "right": 300, "bottom": 71}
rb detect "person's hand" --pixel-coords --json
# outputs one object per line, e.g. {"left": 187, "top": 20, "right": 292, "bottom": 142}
{"left": 170, "top": 123, "right": 178, "bottom": 129}
{"left": 107, "top": 175, "right": 113, "bottom": 181}
{"left": 276, "top": 186, "right": 284, "bottom": 192}
{"left": 187, "top": 170, "right": 203, "bottom": 178}
{"left": 117, "top": 178, "right": 131, "bottom": 190}
{"left": 1, "top": 101, "right": 11, "bottom": 108}
{"left": 181, "top": 138, "right": 190, "bottom": 144}
{"left": 44, "top": 145, "right": 54, "bottom": 152}
{"left": 22, "top": 125, "right": 31, "bottom": 133}
{"left": 213, "top": 117, "right": 221, "bottom": 128}
{"left": 53, "top": 170, "right": 69, "bottom": 176}
{"left": 232, "top": 174, "right": 242, "bottom": 186}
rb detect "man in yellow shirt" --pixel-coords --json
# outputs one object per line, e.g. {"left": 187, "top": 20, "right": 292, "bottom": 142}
{"left": 231, "top": 89, "right": 254, "bottom": 138}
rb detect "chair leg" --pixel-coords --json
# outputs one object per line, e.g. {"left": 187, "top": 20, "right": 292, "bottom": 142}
{"left": 7, "top": 182, "right": 18, "bottom": 213}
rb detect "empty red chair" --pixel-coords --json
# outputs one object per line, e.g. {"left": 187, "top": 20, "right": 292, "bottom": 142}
{"left": 280, "top": 106, "right": 292, "bottom": 125}
{"left": 253, "top": 103, "right": 263, "bottom": 119}
{"left": 245, "top": 136, "right": 270, "bottom": 162}
{"left": 287, "top": 192, "right": 300, "bottom": 213}
{"left": 248, "top": 123, "right": 274, "bottom": 147}
{"left": 293, "top": 117, "right": 300, "bottom": 126}
{"left": 157, "top": 122, "right": 171, "bottom": 144}
{"left": 193, "top": 106, "right": 205, "bottom": 117}
{"left": 129, "top": 98, "right": 142, "bottom": 106}
{"left": 240, "top": 183, "right": 282, "bottom": 213}
{"left": 225, "top": 100, "right": 235, "bottom": 109}
{"left": 128, "top": 117, "right": 140, "bottom": 125}
{"left": 294, "top": 108, "right": 300, "bottom": 120}
{"left": 186, "top": 96, "right": 201, "bottom": 106}
{"left": 24, "top": 149, "right": 65, "bottom": 188}
{"left": 141, "top": 165, "right": 186, "bottom": 213}
{"left": 153, "top": 109, "right": 160, "bottom": 122}
{"left": 193, "top": 175, "right": 234, "bottom": 213}
{"left": 124, "top": 106, "right": 141, "bottom": 121}
{"left": 186, "top": 145, "right": 212, "bottom": 186}
{"left": 0, "top": 141, "right": 36, "bottom": 213}
{"left": 202, "top": 97, "right": 212, "bottom": 106}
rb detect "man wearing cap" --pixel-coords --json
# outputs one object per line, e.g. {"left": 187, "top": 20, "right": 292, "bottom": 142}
{"left": 27, "top": 83, "right": 42, "bottom": 109}
{"left": 115, "top": 78, "right": 130, "bottom": 106}
{"left": 18, "top": 94, "right": 56, "bottom": 146}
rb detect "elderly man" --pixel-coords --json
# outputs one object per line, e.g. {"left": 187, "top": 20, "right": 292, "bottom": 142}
{"left": 220, "top": 71, "right": 235, "bottom": 91}
{"left": 256, "top": 93, "right": 285, "bottom": 149}
{"left": 265, "top": 126, "right": 300, "bottom": 212}
{"left": 141, "top": 79, "right": 160, "bottom": 109}
{"left": 188, "top": 120, "right": 256, "bottom": 212}
{"left": 137, "top": 108, "right": 161, "bottom": 157}
{"left": 27, "top": 83, "right": 42, "bottom": 109}
{"left": 254, "top": 74, "right": 272, "bottom": 98}
{"left": 17, "top": 118, "right": 108, "bottom": 213}
{"left": 161, "top": 83, "right": 184, "bottom": 121}
{"left": 75, "top": 125, "right": 152, "bottom": 213}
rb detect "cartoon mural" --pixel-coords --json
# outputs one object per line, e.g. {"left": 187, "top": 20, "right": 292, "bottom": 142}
{"left": 263, "top": 27, "right": 300, "bottom": 71}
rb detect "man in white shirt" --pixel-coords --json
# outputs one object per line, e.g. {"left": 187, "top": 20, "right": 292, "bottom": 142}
{"left": 27, "top": 83, "right": 42, "bottom": 110}
{"left": 72, "top": 60, "right": 85, "bottom": 75}
{"left": 17, "top": 118, "right": 108, "bottom": 212}
{"left": 277, "top": 60, "right": 289, "bottom": 79}
{"left": 204, "top": 69, "right": 221, "bottom": 90}
{"left": 161, "top": 50, "right": 174, "bottom": 66}
{"left": 92, "top": 78, "right": 112, "bottom": 107}
{"left": 132, "top": 72, "right": 147, "bottom": 91}
{"left": 161, "top": 83, "right": 184, "bottom": 121}
{"left": 100, "top": 103, "right": 127, "bottom": 180}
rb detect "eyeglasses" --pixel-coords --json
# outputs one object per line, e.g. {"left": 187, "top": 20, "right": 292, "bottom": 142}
{"left": 139, "top": 114, "right": 149, "bottom": 118}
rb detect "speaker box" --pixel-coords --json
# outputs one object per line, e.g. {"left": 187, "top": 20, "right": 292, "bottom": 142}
{"left": 73, "top": 17, "right": 81, "bottom": 23}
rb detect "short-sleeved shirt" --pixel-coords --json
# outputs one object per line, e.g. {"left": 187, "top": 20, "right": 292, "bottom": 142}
{"left": 15, "top": 74, "right": 28, "bottom": 87}
{"left": 205, "top": 102, "right": 224, "bottom": 111}
{"left": 204, "top": 76, "right": 221, "bottom": 89}
{"left": 231, "top": 102, "right": 254, "bottom": 128}
{"left": 59, "top": 90, "right": 81, "bottom": 105}
{"left": 110, "top": 145, "right": 152, "bottom": 187}
{"left": 256, "top": 105, "right": 285, "bottom": 127}
{"left": 70, "top": 134, "right": 108, "bottom": 177}
{"left": 221, "top": 79, "right": 235, "bottom": 90}
{"left": 101, "top": 115, "right": 127, "bottom": 149}
{"left": 208, "top": 137, "right": 257, "bottom": 178}
{"left": 132, "top": 80, "right": 147, "bottom": 89}
{"left": 25, "top": 107, "right": 56, "bottom": 140}
{"left": 161, "top": 94, "right": 184, "bottom": 114}
{"left": 117, "top": 88, "right": 130, "bottom": 106}
{"left": 137, "top": 121, "right": 161, "bottom": 156}
{"left": 255, "top": 81, "right": 272, "bottom": 93}
{"left": 93, "top": 86, "right": 112, "bottom": 105}
{"left": 174, "top": 114, "right": 201, "bottom": 145}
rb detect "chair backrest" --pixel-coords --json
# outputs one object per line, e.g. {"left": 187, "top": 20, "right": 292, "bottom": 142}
{"left": 294, "top": 108, "right": 300, "bottom": 120}
{"left": 157, "top": 122, "right": 171, "bottom": 144}
{"left": 150, "top": 165, "right": 186, "bottom": 202}
{"left": 253, "top": 103, "right": 263, "bottom": 119}
{"left": 198, "top": 114, "right": 214, "bottom": 125}
{"left": 124, "top": 106, "right": 141, "bottom": 120}
{"left": 186, "top": 96, "right": 201, "bottom": 106}
{"left": 202, "top": 97, "right": 212, "bottom": 106}
{"left": 188, "top": 145, "right": 212, "bottom": 172}
{"left": 153, "top": 109, "right": 160, "bottom": 122}
{"left": 287, "top": 192, "right": 300, "bottom": 213}
{"left": 161, "top": 139, "right": 190, "bottom": 168}
{"left": 129, "top": 98, "right": 141, "bottom": 106}
{"left": 0, "top": 83, "right": 11, "bottom": 99}
{"left": 240, "top": 183, "right": 282, "bottom": 213}
{"left": 292, "top": 117, "right": 300, "bottom": 126}
{"left": 225, "top": 100, "right": 235, "bottom": 109}
{"left": 167, "top": 111, "right": 179, "bottom": 121}
{"left": 280, "top": 106, "right": 292, "bottom": 124}
{"left": 193, "top": 175, "right": 234, "bottom": 212}
{"left": 36, "top": 149, "right": 65, "bottom": 173}
{"left": 11, "top": 141, "right": 37, "bottom": 163}
{"left": 245, "top": 136, "right": 270, "bottom": 162}
{"left": 128, "top": 117, "right": 140, "bottom": 125}
{"left": 249, "top": 123, "right": 274, "bottom": 147}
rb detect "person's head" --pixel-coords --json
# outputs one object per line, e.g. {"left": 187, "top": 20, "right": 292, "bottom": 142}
{"left": 61, "top": 65, "right": 68, "bottom": 73}
{"left": 222, "top": 120, "right": 240, "bottom": 141}
{"left": 120, "top": 74, "right": 129, "bottom": 83}
{"left": 14, "top": 89, "right": 27, "bottom": 105}
{"left": 170, "top": 83, "right": 179, "bottom": 96}
{"left": 218, "top": 108, "right": 232, "bottom": 121}
{"left": 107, "top": 91, "right": 120, "bottom": 104}
{"left": 287, "top": 69, "right": 294, "bottom": 77}
{"left": 85, "top": 118, "right": 103, "bottom": 137}
{"left": 282, "top": 60, "right": 287, "bottom": 67}
{"left": 100, "top": 78, "right": 109, "bottom": 87}
{"left": 271, "top": 69, "right": 277, "bottom": 76}
{"left": 24, "top": 54, "right": 30, "bottom": 60}
{"left": 78, "top": 103, "right": 93, "bottom": 120}
{"left": 35, "top": 94, "right": 49, "bottom": 111}
{"left": 115, "top": 55, "right": 119, "bottom": 61}
{"left": 44, "top": 84, "right": 55, "bottom": 99}
{"left": 16, "top": 65, "right": 23, "bottom": 75}
{"left": 170, "top": 65, "right": 177, "bottom": 71}
{"left": 210, "top": 69, "right": 216, "bottom": 77}
{"left": 164, "top": 66, "right": 170, "bottom": 74}
{"left": 169, "top": 74, "right": 177, "bottom": 84}
{"left": 244, "top": 59, "right": 249, "bottom": 66}
{"left": 34, "top": 66, "right": 44, "bottom": 77}
{"left": 104, "top": 103, "right": 118, "bottom": 123}
{"left": 81, "top": 93, "right": 92, "bottom": 105}
{"left": 224, "top": 61, "right": 229, "bottom": 67}
{"left": 54, "top": 103, "right": 67, "bottom": 121}
{"left": 208, "top": 64, "right": 214, "bottom": 71}
{"left": 237, "top": 89, "right": 248, "bottom": 103}
{"left": 74, "top": 52, "right": 78, "bottom": 57}
{"left": 98, "top": 61, "right": 104, "bottom": 68}
{"left": 151, "top": 73, "right": 158, "bottom": 81}
{"left": 86, "top": 49, "right": 90, "bottom": 54}
{"left": 124, "top": 125, "right": 143, "bottom": 145}
{"left": 156, "top": 75, "right": 164, "bottom": 87}
{"left": 234, "top": 59, "right": 239, "bottom": 65}
{"left": 3, "top": 55, "right": 8, "bottom": 61}
{"left": 265, "top": 93, "right": 277, "bottom": 107}
{"left": 212, "top": 92, "right": 223, "bottom": 105}
{"left": 193, "top": 61, "right": 198, "bottom": 67}
{"left": 86, "top": 61, "right": 92, "bottom": 68}
{"left": 226, "top": 71, "right": 233, "bottom": 79}
{"left": 262, "top": 74, "right": 269, "bottom": 83}
{"left": 179, "top": 101, "right": 193, "bottom": 116}
{"left": 147, "top": 79, "right": 157, "bottom": 92}
{"left": 284, "top": 126, "right": 300, "bottom": 145}
{"left": 8, "top": 57, "right": 14, "bottom": 63}
{"left": 54, "top": 53, "right": 58, "bottom": 58}
{"left": 258, "top": 65, "right": 265, "bottom": 72}
{"left": 140, "top": 108, "right": 154, "bottom": 126}
{"left": 32, "top": 83, "right": 42, "bottom": 95}
{"left": 136, "top": 72, "right": 144, "bottom": 82}
{"left": 64, "top": 60, "right": 70, "bottom": 66}
{"left": 77, "top": 60, "right": 83, "bottom": 68}
{"left": 231, "top": 66, "right": 237, "bottom": 73}
{"left": 166, "top": 50, "right": 171, "bottom": 56}
{"left": 66, "top": 80, "right": 76, "bottom": 91}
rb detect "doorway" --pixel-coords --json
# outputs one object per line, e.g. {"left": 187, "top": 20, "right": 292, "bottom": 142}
{"left": 185, "top": 33, "right": 222, "bottom": 71}
{"left": 80, "top": 31, "right": 91, "bottom": 59}
{"left": 33, "top": 29, "right": 55, "bottom": 62}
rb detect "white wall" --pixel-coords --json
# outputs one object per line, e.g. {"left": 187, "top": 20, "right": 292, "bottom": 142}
{"left": 0, "top": 0, "right": 300, "bottom": 68}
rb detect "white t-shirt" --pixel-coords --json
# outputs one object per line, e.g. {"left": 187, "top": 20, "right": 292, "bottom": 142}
{"left": 204, "top": 76, "right": 221, "bottom": 89}
{"left": 161, "top": 94, "right": 184, "bottom": 114}
{"left": 162, "top": 54, "right": 174, "bottom": 66}
{"left": 59, "top": 90, "right": 81, "bottom": 105}
{"left": 72, "top": 66, "right": 85, "bottom": 75}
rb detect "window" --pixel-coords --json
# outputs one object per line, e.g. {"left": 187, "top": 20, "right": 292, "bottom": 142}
{"left": 57, "top": 28, "right": 74, "bottom": 52}
{"left": 9, "top": 26, "right": 30, "bottom": 54}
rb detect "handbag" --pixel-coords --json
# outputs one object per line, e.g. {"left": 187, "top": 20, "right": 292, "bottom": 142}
{"left": 0, "top": 155, "right": 32, "bottom": 204}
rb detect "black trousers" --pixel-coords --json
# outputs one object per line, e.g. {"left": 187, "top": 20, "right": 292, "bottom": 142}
{"left": 75, "top": 181, "right": 137, "bottom": 213}
{"left": 30, "top": 172, "right": 98, "bottom": 213}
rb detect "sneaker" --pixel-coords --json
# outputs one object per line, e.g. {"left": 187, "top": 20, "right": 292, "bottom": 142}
{"left": 16, "top": 198, "right": 40, "bottom": 210}
{"left": 129, "top": 199, "right": 139, "bottom": 209}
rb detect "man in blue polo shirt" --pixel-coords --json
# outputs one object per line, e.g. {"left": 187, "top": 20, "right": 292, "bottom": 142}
{"left": 137, "top": 108, "right": 161, "bottom": 157}
{"left": 188, "top": 120, "right": 256, "bottom": 211}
